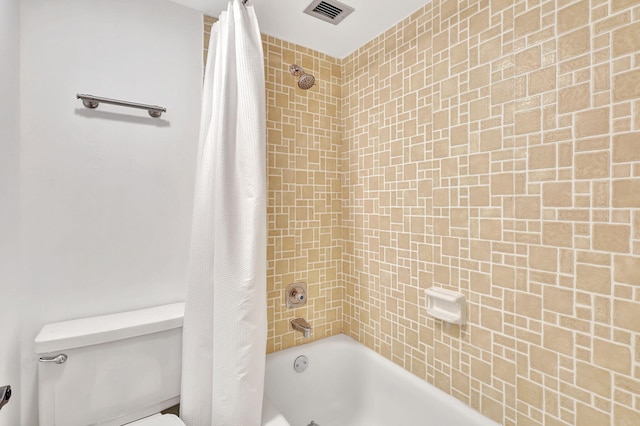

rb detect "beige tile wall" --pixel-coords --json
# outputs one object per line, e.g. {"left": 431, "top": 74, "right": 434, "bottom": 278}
{"left": 205, "top": 16, "right": 345, "bottom": 354}
{"left": 262, "top": 35, "right": 344, "bottom": 353}
{"left": 341, "top": 0, "right": 640, "bottom": 425}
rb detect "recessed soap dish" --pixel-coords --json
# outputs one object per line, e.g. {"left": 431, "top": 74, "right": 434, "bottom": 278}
{"left": 425, "top": 287, "right": 466, "bottom": 325}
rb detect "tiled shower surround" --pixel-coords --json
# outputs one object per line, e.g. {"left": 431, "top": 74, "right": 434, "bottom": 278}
{"left": 262, "top": 35, "right": 345, "bottom": 351}
{"left": 208, "top": 0, "right": 640, "bottom": 423}
{"left": 341, "top": 0, "right": 640, "bottom": 424}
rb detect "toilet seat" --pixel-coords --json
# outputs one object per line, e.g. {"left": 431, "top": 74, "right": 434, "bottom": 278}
{"left": 127, "top": 414, "right": 186, "bottom": 426}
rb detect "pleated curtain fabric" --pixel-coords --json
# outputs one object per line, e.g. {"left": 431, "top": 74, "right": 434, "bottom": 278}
{"left": 180, "top": 1, "right": 267, "bottom": 425}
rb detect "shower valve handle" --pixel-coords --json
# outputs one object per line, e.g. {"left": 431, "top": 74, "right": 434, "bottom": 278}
{"left": 286, "top": 282, "right": 308, "bottom": 308}
{"left": 291, "top": 288, "right": 304, "bottom": 302}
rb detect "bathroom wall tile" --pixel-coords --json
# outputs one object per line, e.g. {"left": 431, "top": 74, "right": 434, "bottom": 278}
{"left": 613, "top": 70, "right": 640, "bottom": 102}
{"left": 558, "top": 27, "right": 591, "bottom": 61}
{"left": 515, "top": 109, "right": 541, "bottom": 134}
{"left": 516, "top": 292, "right": 542, "bottom": 319}
{"left": 543, "top": 286, "right": 573, "bottom": 315}
{"left": 558, "top": 84, "right": 590, "bottom": 113}
{"left": 613, "top": 255, "right": 640, "bottom": 285}
{"left": 575, "top": 108, "right": 610, "bottom": 138}
{"left": 612, "top": 179, "right": 640, "bottom": 207}
{"left": 574, "top": 151, "right": 610, "bottom": 179}
{"left": 528, "top": 67, "right": 556, "bottom": 95}
{"left": 518, "top": 378, "right": 545, "bottom": 411}
{"left": 612, "top": 22, "right": 640, "bottom": 57}
{"left": 480, "top": 219, "right": 503, "bottom": 241}
{"left": 575, "top": 264, "right": 611, "bottom": 294}
{"left": 577, "top": 403, "right": 611, "bottom": 425}
{"left": 542, "top": 222, "right": 573, "bottom": 247}
{"left": 529, "top": 144, "right": 556, "bottom": 170}
{"left": 613, "top": 133, "right": 640, "bottom": 162}
{"left": 469, "top": 153, "right": 490, "bottom": 175}
{"left": 543, "top": 324, "right": 574, "bottom": 355}
{"left": 612, "top": 0, "right": 639, "bottom": 12}
{"left": 613, "top": 300, "right": 640, "bottom": 332}
{"left": 514, "top": 8, "right": 540, "bottom": 39}
{"left": 470, "top": 186, "right": 491, "bottom": 206}
{"left": 515, "top": 46, "right": 542, "bottom": 76}
{"left": 530, "top": 345, "right": 558, "bottom": 376}
{"left": 614, "top": 405, "right": 640, "bottom": 426}
{"left": 542, "top": 182, "right": 572, "bottom": 207}
{"left": 515, "top": 196, "right": 541, "bottom": 219}
{"left": 593, "top": 338, "right": 632, "bottom": 374}
{"left": 592, "top": 223, "right": 630, "bottom": 253}
{"left": 557, "top": 0, "right": 589, "bottom": 34}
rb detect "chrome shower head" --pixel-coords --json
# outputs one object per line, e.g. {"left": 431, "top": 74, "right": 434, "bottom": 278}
{"left": 298, "top": 73, "right": 315, "bottom": 90}
{"left": 289, "top": 64, "right": 315, "bottom": 90}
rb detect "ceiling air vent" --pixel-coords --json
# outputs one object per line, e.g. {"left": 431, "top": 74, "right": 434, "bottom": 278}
{"left": 304, "top": 0, "right": 355, "bottom": 25}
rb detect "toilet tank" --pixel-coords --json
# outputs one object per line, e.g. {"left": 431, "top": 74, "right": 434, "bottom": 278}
{"left": 34, "top": 303, "right": 184, "bottom": 426}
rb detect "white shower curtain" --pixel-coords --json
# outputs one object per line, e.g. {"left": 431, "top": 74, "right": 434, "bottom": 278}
{"left": 181, "top": 1, "right": 266, "bottom": 425}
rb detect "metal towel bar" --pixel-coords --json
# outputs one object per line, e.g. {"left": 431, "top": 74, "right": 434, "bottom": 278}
{"left": 76, "top": 93, "right": 166, "bottom": 118}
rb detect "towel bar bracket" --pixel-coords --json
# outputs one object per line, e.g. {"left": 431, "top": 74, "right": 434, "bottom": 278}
{"left": 81, "top": 99, "right": 99, "bottom": 109}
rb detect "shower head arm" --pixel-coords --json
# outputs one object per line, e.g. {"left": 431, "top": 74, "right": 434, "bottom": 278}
{"left": 289, "top": 64, "right": 315, "bottom": 90}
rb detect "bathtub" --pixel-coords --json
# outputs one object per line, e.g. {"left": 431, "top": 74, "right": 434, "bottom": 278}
{"left": 262, "top": 334, "right": 498, "bottom": 426}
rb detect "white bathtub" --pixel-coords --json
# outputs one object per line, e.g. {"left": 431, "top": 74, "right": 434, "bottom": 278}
{"left": 262, "top": 334, "right": 498, "bottom": 426}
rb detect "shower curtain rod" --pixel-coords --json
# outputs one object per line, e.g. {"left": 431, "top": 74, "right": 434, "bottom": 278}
{"left": 76, "top": 93, "right": 166, "bottom": 118}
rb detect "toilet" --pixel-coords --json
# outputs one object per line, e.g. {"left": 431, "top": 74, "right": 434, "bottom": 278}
{"left": 34, "top": 303, "right": 187, "bottom": 426}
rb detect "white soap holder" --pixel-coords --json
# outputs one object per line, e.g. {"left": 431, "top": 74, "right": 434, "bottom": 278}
{"left": 425, "top": 287, "right": 466, "bottom": 325}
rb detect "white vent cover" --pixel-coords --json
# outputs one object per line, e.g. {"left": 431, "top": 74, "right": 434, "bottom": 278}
{"left": 304, "top": 0, "right": 355, "bottom": 25}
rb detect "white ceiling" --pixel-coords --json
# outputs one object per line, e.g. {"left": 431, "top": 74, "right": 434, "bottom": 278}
{"left": 170, "top": 0, "right": 431, "bottom": 59}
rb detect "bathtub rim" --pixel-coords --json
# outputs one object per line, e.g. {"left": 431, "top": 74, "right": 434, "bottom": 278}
{"left": 264, "top": 332, "right": 500, "bottom": 426}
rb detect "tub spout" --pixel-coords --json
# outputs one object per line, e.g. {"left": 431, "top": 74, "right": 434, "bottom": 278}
{"left": 291, "top": 318, "right": 312, "bottom": 338}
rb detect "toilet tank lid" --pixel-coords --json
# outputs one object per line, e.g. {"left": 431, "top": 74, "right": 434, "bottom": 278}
{"left": 34, "top": 302, "right": 185, "bottom": 354}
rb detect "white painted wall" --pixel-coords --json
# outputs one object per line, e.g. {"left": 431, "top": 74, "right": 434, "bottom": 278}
{"left": 19, "top": 0, "right": 202, "bottom": 423}
{"left": 0, "top": 0, "right": 22, "bottom": 424}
